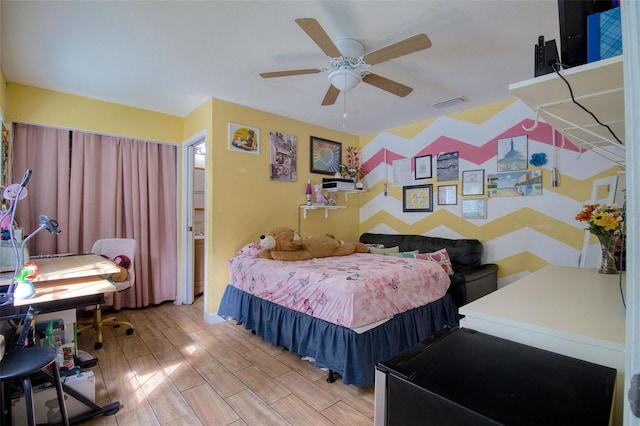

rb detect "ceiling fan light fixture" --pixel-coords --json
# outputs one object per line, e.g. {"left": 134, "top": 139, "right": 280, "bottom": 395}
{"left": 329, "top": 68, "right": 362, "bottom": 91}
{"left": 432, "top": 96, "right": 469, "bottom": 109}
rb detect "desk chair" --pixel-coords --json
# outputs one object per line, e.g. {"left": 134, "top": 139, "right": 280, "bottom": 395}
{"left": 0, "top": 347, "right": 69, "bottom": 426}
{"left": 77, "top": 238, "right": 136, "bottom": 349}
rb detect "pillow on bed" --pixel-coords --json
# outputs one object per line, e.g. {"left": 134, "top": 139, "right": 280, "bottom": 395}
{"left": 365, "top": 243, "right": 385, "bottom": 249}
{"left": 384, "top": 250, "right": 420, "bottom": 258}
{"left": 368, "top": 246, "right": 400, "bottom": 255}
{"left": 236, "top": 242, "right": 262, "bottom": 258}
{"left": 414, "top": 249, "right": 454, "bottom": 274}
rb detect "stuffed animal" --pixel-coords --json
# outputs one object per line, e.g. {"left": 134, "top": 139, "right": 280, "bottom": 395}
{"left": 313, "top": 184, "right": 327, "bottom": 205}
{"left": 258, "top": 227, "right": 368, "bottom": 261}
{"left": 99, "top": 253, "right": 130, "bottom": 281}
{"left": 258, "top": 227, "right": 313, "bottom": 261}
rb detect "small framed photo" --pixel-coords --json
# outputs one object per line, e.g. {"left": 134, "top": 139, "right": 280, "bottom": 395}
{"left": 462, "top": 169, "right": 485, "bottom": 196}
{"left": 437, "top": 185, "right": 457, "bottom": 205}
{"left": 403, "top": 184, "right": 433, "bottom": 212}
{"left": 414, "top": 154, "right": 432, "bottom": 180}
{"left": 461, "top": 198, "right": 487, "bottom": 219}
{"left": 310, "top": 136, "right": 341, "bottom": 175}
{"left": 229, "top": 123, "right": 260, "bottom": 154}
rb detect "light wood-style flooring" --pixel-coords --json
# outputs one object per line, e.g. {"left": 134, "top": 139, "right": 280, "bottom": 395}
{"left": 77, "top": 296, "right": 375, "bottom": 425}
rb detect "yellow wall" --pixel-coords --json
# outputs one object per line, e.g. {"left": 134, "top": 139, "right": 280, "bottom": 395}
{"left": 0, "top": 68, "right": 6, "bottom": 120}
{"left": 6, "top": 83, "right": 183, "bottom": 143}
{"left": 6, "top": 83, "right": 361, "bottom": 315}
{"left": 205, "top": 98, "right": 359, "bottom": 313}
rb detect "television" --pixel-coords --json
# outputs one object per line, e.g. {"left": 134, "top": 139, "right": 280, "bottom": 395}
{"left": 557, "top": 0, "right": 614, "bottom": 68}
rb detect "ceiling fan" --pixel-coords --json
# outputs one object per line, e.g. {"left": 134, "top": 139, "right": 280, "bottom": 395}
{"left": 260, "top": 18, "right": 432, "bottom": 106}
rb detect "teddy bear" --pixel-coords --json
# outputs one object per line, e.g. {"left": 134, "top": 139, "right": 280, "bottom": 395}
{"left": 98, "top": 253, "right": 130, "bottom": 281}
{"left": 258, "top": 227, "right": 368, "bottom": 261}
{"left": 258, "top": 227, "right": 313, "bottom": 261}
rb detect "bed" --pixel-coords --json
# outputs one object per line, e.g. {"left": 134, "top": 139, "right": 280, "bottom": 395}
{"left": 217, "top": 242, "right": 459, "bottom": 386}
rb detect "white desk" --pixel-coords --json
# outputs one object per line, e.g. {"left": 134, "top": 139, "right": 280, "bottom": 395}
{"left": 460, "top": 265, "right": 625, "bottom": 425}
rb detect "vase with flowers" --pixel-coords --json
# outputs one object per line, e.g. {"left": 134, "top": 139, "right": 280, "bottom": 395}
{"left": 575, "top": 203, "right": 623, "bottom": 274}
{"left": 340, "top": 146, "right": 366, "bottom": 189}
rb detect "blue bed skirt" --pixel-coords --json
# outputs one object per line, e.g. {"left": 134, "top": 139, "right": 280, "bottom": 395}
{"left": 217, "top": 285, "right": 459, "bottom": 386}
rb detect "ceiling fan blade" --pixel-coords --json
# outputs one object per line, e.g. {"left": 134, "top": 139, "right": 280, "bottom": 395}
{"left": 321, "top": 85, "right": 340, "bottom": 106}
{"left": 295, "top": 18, "right": 342, "bottom": 58}
{"left": 260, "top": 69, "right": 321, "bottom": 78}
{"left": 363, "top": 33, "right": 432, "bottom": 65}
{"left": 363, "top": 73, "right": 413, "bottom": 97}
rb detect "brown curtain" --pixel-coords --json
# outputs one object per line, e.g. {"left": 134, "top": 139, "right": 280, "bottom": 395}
{"left": 12, "top": 123, "right": 178, "bottom": 308}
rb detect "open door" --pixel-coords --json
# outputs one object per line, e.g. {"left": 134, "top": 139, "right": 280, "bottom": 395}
{"left": 178, "top": 130, "right": 206, "bottom": 305}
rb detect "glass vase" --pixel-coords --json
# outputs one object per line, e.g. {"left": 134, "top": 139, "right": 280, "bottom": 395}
{"left": 597, "top": 234, "right": 619, "bottom": 274}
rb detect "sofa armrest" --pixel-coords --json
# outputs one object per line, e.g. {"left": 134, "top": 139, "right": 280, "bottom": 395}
{"left": 447, "top": 264, "right": 498, "bottom": 307}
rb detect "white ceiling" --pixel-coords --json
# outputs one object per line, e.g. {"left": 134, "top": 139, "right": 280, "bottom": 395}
{"left": 0, "top": 1, "right": 560, "bottom": 136}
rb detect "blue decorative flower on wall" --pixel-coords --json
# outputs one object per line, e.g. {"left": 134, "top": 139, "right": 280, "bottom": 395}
{"left": 529, "top": 153, "right": 547, "bottom": 167}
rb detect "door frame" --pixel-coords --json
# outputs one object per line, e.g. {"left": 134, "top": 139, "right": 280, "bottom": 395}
{"left": 177, "top": 129, "right": 207, "bottom": 305}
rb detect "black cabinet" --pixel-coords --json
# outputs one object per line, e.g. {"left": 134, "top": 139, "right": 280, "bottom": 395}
{"left": 375, "top": 327, "right": 616, "bottom": 426}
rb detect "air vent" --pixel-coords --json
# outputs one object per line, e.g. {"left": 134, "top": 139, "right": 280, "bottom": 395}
{"left": 432, "top": 96, "right": 469, "bottom": 109}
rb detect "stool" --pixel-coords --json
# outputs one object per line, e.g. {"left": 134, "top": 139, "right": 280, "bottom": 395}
{"left": 0, "top": 347, "right": 69, "bottom": 426}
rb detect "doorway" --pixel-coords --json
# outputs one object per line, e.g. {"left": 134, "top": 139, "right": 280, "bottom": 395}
{"left": 178, "top": 130, "right": 206, "bottom": 305}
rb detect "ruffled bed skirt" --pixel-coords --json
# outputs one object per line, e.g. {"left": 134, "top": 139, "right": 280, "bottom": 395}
{"left": 217, "top": 285, "right": 459, "bottom": 386}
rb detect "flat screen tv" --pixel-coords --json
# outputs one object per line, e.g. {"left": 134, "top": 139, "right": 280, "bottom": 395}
{"left": 557, "top": 0, "right": 614, "bottom": 67}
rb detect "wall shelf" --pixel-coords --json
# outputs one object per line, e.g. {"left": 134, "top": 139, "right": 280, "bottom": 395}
{"left": 323, "top": 187, "right": 365, "bottom": 202}
{"left": 509, "top": 55, "right": 625, "bottom": 169}
{"left": 300, "top": 204, "right": 346, "bottom": 219}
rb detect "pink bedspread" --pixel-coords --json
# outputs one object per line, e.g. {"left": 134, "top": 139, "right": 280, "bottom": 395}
{"left": 228, "top": 244, "right": 451, "bottom": 328}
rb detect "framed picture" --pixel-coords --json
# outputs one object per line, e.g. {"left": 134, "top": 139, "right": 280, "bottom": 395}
{"left": 414, "top": 154, "right": 432, "bottom": 180}
{"left": 487, "top": 170, "right": 542, "bottom": 197}
{"left": 497, "top": 135, "right": 528, "bottom": 171}
{"left": 438, "top": 185, "right": 457, "bottom": 205}
{"left": 403, "top": 184, "right": 433, "bottom": 212}
{"left": 462, "top": 169, "right": 485, "bottom": 196}
{"left": 229, "top": 123, "right": 260, "bottom": 154}
{"left": 310, "top": 136, "right": 341, "bottom": 175}
{"left": 461, "top": 198, "right": 487, "bottom": 219}
{"left": 1, "top": 123, "right": 10, "bottom": 189}
{"left": 269, "top": 131, "right": 297, "bottom": 182}
{"left": 436, "top": 151, "right": 459, "bottom": 181}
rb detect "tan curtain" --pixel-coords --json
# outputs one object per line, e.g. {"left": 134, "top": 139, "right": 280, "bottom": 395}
{"left": 11, "top": 123, "right": 177, "bottom": 308}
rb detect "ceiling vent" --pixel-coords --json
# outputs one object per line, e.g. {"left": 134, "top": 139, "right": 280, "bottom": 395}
{"left": 432, "top": 96, "right": 469, "bottom": 109}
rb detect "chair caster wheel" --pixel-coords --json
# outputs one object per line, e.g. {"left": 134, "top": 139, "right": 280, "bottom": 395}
{"left": 94, "top": 342, "right": 103, "bottom": 350}
{"left": 126, "top": 328, "right": 134, "bottom": 335}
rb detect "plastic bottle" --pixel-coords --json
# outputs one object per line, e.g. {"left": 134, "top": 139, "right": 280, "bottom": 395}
{"left": 44, "top": 321, "right": 64, "bottom": 367}
{"left": 306, "top": 180, "right": 312, "bottom": 206}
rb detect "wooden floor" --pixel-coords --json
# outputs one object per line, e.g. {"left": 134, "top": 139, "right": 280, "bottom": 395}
{"left": 77, "top": 296, "right": 375, "bottom": 425}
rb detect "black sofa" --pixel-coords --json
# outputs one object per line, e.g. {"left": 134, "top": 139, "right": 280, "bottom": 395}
{"left": 359, "top": 233, "right": 498, "bottom": 307}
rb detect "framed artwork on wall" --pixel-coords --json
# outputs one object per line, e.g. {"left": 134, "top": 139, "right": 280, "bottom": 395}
{"left": 1, "top": 123, "right": 10, "bottom": 188}
{"left": 436, "top": 151, "right": 459, "bottom": 181}
{"left": 414, "top": 154, "right": 432, "bottom": 180}
{"left": 462, "top": 169, "right": 485, "bottom": 196}
{"left": 461, "top": 198, "right": 487, "bottom": 219}
{"left": 497, "top": 135, "right": 528, "bottom": 171}
{"left": 437, "top": 185, "right": 457, "bottom": 205}
{"left": 403, "top": 184, "right": 433, "bottom": 212}
{"left": 310, "top": 136, "right": 341, "bottom": 175}
{"left": 269, "top": 131, "right": 297, "bottom": 182}
{"left": 229, "top": 123, "right": 260, "bottom": 154}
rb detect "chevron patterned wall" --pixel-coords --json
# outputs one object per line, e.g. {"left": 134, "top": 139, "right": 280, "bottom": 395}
{"left": 358, "top": 99, "right": 623, "bottom": 287}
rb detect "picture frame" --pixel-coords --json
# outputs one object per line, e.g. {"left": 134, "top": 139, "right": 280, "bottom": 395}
{"left": 403, "top": 184, "right": 433, "bottom": 212}
{"left": 436, "top": 151, "right": 459, "bottom": 182}
{"left": 497, "top": 135, "right": 528, "bottom": 171}
{"left": 310, "top": 136, "right": 341, "bottom": 175}
{"left": 437, "top": 185, "right": 458, "bottom": 205}
{"left": 461, "top": 198, "right": 487, "bottom": 219}
{"left": 462, "top": 169, "right": 485, "bottom": 196}
{"left": 414, "top": 154, "right": 432, "bottom": 180}
{"left": 229, "top": 122, "right": 260, "bottom": 154}
{"left": 269, "top": 131, "right": 297, "bottom": 182}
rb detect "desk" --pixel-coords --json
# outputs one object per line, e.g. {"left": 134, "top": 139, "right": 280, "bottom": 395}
{"left": 1, "top": 254, "right": 122, "bottom": 424}
{"left": 459, "top": 265, "right": 625, "bottom": 425}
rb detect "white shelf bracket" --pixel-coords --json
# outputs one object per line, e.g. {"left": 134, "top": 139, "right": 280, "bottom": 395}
{"left": 522, "top": 108, "right": 541, "bottom": 132}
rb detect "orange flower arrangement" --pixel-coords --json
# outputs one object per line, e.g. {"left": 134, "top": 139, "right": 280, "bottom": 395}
{"left": 575, "top": 204, "right": 623, "bottom": 237}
